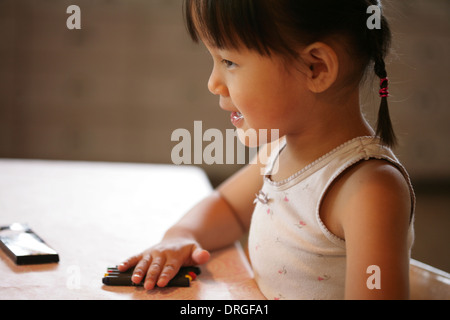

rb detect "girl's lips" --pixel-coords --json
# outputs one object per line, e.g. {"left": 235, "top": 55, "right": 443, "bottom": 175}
{"left": 231, "top": 111, "right": 244, "bottom": 127}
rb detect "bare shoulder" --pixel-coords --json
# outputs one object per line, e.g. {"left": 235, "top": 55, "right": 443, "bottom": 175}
{"left": 321, "top": 159, "right": 413, "bottom": 299}
{"left": 321, "top": 159, "right": 412, "bottom": 240}
{"left": 342, "top": 159, "right": 411, "bottom": 222}
{"left": 342, "top": 159, "right": 411, "bottom": 202}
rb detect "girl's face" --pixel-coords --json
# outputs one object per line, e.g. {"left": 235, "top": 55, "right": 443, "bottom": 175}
{"left": 205, "top": 44, "right": 313, "bottom": 147}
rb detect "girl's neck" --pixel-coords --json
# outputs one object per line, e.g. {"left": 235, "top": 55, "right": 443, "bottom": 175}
{"left": 273, "top": 95, "right": 374, "bottom": 181}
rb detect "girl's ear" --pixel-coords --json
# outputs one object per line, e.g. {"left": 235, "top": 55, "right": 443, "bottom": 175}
{"left": 300, "top": 42, "right": 339, "bottom": 94}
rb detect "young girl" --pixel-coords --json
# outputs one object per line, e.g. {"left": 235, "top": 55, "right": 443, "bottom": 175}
{"left": 118, "top": 0, "right": 415, "bottom": 300}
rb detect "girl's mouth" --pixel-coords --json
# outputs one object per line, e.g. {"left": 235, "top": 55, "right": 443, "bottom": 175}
{"left": 231, "top": 112, "right": 244, "bottom": 127}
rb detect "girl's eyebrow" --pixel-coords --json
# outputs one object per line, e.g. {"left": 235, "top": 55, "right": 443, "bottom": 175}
{"left": 215, "top": 48, "right": 244, "bottom": 58}
{"left": 205, "top": 46, "right": 233, "bottom": 58}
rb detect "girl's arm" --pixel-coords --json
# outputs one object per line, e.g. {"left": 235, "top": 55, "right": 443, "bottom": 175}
{"left": 323, "top": 160, "right": 412, "bottom": 299}
{"left": 170, "top": 138, "right": 277, "bottom": 251}
{"left": 118, "top": 140, "right": 280, "bottom": 290}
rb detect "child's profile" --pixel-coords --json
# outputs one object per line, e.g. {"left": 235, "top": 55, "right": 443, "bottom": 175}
{"left": 118, "top": 0, "right": 415, "bottom": 300}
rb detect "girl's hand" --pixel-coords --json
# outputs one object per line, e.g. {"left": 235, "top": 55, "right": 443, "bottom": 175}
{"left": 117, "top": 238, "right": 210, "bottom": 290}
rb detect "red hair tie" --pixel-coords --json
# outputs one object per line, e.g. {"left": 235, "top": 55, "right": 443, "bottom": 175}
{"left": 379, "top": 77, "right": 389, "bottom": 98}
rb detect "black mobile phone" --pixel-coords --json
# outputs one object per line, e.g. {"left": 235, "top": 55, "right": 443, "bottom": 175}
{"left": 0, "top": 223, "right": 59, "bottom": 265}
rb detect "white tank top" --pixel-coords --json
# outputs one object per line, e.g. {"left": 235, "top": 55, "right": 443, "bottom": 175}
{"left": 248, "top": 136, "right": 415, "bottom": 300}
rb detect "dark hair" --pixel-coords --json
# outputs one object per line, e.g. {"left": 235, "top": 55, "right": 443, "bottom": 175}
{"left": 184, "top": 0, "right": 396, "bottom": 147}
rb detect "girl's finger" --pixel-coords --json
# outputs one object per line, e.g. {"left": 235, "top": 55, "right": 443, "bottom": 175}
{"left": 191, "top": 248, "right": 210, "bottom": 265}
{"left": 117, "top": 254, "right": 143, "bottom": 272}
{"left": 144, "top": 255, "right": 166, "bottom": 290}
{"left": 156, "top": 259, "right": 182, "bottom": 287}
{"left": 131, "top": 254, "right": 151, "bottom": 284}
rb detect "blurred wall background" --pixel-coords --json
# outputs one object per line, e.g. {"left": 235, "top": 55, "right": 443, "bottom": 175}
{"left": 1, "top": 0, "right": 449, "bottom": 272}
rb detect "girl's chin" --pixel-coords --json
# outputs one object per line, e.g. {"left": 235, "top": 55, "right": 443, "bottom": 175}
{"left": 235, "top": 127, "right": 280, "bottom": 148}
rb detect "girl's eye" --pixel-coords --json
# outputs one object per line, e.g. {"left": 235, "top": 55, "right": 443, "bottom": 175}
{"left": 222, "top": 59, "right": 236, "bottom": 69}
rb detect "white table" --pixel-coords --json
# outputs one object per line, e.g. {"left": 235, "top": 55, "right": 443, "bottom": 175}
{"left": 0, "top": 159, "right": 265, "bottom": 300}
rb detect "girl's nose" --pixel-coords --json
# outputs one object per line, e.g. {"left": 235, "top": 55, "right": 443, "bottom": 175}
{"left": 208, "top": 68, "right": 229, "bottom": 96}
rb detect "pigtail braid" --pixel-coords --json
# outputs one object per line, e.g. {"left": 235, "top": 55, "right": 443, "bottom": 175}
{"left": 367, "top": 0, "right": 396, "bottom": 148}
{"left": 374, "top": 57, "right": 397, "bottom": 147}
